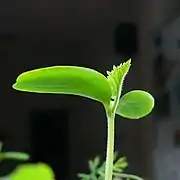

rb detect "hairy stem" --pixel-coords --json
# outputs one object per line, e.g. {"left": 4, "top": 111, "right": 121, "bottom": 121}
{"left": 105, "top": 113, "right": 115, "bottom": 180}
{"left": 105, "top": 68, "right": 123, "bottom": 180}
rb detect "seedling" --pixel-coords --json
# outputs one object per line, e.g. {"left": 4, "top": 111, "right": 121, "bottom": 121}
{"left": 12, "top": 59, "right": 154, "bottom": 180}
{"left": 78, "top": 152, "right": 144, "bottom": 180}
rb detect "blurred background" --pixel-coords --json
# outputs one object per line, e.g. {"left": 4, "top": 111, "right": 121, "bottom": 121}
{"left": 0, "top": 0, "right": 180, "bottom": 179}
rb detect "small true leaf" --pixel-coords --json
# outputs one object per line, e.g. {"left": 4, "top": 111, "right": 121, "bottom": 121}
{"left": 89, "top": 160, "right": 96, "bottom": 172}
{"left": 78, "top": 173, "right": 90, "bottom": 179}
{"left": 107, "top": 60, "right": 131, "bottom": 100}
{"left": 93, "top": 156, "right": 100, "bottom": 168}
{"left": 116, "top": 90, "right": 154, "bottom": 119}
{"left": 13, "top": 66, "right": 112, "bottom": 106}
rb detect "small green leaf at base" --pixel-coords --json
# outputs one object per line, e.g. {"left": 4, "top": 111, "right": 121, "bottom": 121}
{"left": 116, "top": 90, "right": 154, "bottom": 119}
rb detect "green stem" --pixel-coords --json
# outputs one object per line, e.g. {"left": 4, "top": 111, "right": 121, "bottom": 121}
{"left": 104, "top": 113, "right": 115, "bottom": 180}
{"left": 104, "top": 74, "right": 122, "bottom": 180}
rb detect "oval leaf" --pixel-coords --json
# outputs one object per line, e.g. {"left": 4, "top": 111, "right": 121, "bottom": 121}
{"left": 0, "top": 152, "right": 30, "bottom": 161}
{"left": 13, "top": 66, "right": 112, "bottom": 105}
{"left": 116, "top": 90, "right": 154, "bottom": 119}
{"left": 10, "top": 163, "right": 54, "bottom": 180}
